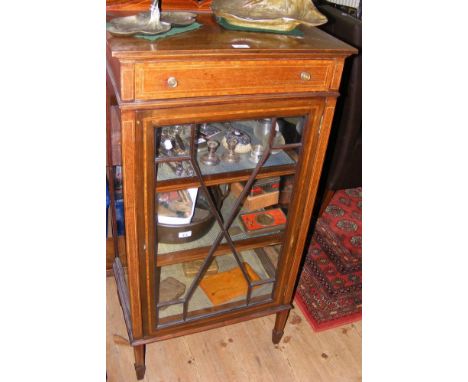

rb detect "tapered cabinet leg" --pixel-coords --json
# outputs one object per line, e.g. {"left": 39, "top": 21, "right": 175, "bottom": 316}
{"left": 272, "top": 310, "right": 290, "bottom": 344}
{"left": 133, "top": 344, "right": 146, "bottom": 380}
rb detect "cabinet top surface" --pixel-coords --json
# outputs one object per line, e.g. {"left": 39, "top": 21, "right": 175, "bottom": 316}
{"left": 107, "top": 13, "right": 357, "bottom": 59}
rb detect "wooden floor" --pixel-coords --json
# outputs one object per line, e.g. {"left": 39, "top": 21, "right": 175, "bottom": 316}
{"left": 107, "top": 277, "right": 362, "bottom": 382}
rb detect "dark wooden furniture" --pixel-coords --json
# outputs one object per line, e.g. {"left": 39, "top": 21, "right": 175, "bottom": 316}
{"left": 107, "top": 13, "right": 355, "bottom": 380}
{"left": 316, "top": 4, "right": 362, "bottom": 216}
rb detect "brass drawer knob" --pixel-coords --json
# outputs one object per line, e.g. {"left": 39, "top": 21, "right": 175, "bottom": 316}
{"left": 167, "top": 77, "right": 178, "bottom": 88}
{"left": 300, "top": 71, "right": 311, "bottom": 81}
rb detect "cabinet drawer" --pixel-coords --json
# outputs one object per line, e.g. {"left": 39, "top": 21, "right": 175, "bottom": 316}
{"left": 134, "top": 59, "right": 335, "bottom": 100}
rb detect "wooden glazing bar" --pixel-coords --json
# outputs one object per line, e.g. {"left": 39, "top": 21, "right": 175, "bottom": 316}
{"left": 187, "top": 297, "right": 274, "bottom": 322}
{"left": 271, "top": 143, "right": 302, "bottom": 151}
{"left": 192, "top": 119, "right": 279, "bottom": 308}
{"left": 181, "top": 124, "right": 215, "bottom": 320}
{"left": 253, "top": 247, "right": 277, "bottom": 279}
{"left": 246, "top": 284, "right": 253, "bottom": 306}
{"left": 245, "top": 117, "right": 277, "bottom": 304}
{"left": 181, "top": 121, "right": 277, "bottom": 318}
{"left": 251, "top": 279, "right": 275, "bottom": 287}
{"left": 181, "top": 125, "right": 230, "bottom": 319}
{"left": 156, "top": 299, "right": 184, "bottom": 309}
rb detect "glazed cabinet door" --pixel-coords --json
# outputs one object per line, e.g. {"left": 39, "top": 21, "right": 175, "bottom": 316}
{"left": 138, "top": 98, "right": 330, "bottom": 337}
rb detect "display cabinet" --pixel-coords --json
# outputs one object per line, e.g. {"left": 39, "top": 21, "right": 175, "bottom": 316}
{"left": 106, "top": 13, "right": 355, "bottom": 380}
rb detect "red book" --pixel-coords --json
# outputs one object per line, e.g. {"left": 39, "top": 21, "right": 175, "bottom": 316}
{"left": 240, "top": 208, "right": 287, "bottom": 234}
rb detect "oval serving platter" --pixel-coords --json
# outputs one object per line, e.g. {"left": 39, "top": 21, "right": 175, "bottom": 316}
{"left": 107, "top": 11, "right": 196, "bottom": 36}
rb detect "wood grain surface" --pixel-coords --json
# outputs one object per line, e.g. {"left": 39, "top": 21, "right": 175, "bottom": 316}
{"left": 107, "top": 14, "right": 356, "bottom": 59}
{"left": 134, "top": 59, "right": 335, "bottom": 100}
{"left": 107, "top": 276, "right": 362, "bottom": 381}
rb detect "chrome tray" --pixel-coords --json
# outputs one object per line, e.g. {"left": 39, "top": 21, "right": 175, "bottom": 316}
{"left": 107, "top": 11, "right": 197, "bottom": 36}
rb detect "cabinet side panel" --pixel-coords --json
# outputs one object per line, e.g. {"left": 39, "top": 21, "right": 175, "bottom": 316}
{"left": 106, "top": 46, "right": 122, "bottom": 101}
{"left": 121, "top": 110, "right": 144, "bottom": 339}
{"left": 330, "top": 58, "right": 345, "bottom": 91}
{"left": 121, "top": 62, "right": 135, "bottom": 101}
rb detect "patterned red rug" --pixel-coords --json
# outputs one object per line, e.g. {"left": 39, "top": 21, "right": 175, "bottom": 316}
{"left": 295, "top": 187, "right": 362, "bottom": 331}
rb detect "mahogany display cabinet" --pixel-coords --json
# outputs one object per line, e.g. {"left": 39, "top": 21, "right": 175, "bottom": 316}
{"left": 106, "top": 13, "right": 356, "bottom": 380}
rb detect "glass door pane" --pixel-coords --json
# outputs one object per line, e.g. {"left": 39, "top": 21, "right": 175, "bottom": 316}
{"left": 157, "top": 244, "right": 282, "bottom": 326}
{"left": 152, "top": 115, "right": 306, "bottom": 328}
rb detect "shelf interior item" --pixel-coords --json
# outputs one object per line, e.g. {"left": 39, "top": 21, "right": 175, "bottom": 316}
{"left": 157, "top": 245, "right": 281, "bottom": 324}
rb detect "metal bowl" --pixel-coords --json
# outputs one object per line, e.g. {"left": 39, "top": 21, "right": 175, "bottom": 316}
{"left": 107, "top": 11, "right": 197, "bottom": 37}
{"left": 212, "top": 0, "right": 327, "bottom": 32}
{"left": 161, "top": 12, "right": 197, "bottom": 27}
{"left": 107, "top": 14, "right": 171, "bottom": 36}
{"left": 157, "top": 198, "right": 215, "bottom": 244}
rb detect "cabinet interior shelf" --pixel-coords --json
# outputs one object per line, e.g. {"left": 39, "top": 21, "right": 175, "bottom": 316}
{"left": 156, "top": 233, "right": 284, "bottom": 267}
{"left": 155, "top": 164, "right": 296, "bottom": 192}
{"left": 106, "top": 233, "right": 284, "bottom": 269}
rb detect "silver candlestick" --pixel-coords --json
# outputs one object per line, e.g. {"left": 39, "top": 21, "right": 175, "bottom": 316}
{"left": 222, "top": 137, "right": 240, "bottom": 163}
{"left": 200, "top": 140, "right": 220, "bottom": 166}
